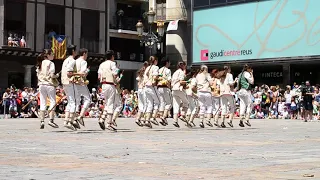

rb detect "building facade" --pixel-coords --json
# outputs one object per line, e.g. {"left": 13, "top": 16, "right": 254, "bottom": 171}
{"left": 0, "top": 0, "right": 148, "bottom": 90}
{"left": 192, "top": 0, "right": 320, "bottom": 86}
{"left": 148, "top": 0, "right": 191, "bottom": 66}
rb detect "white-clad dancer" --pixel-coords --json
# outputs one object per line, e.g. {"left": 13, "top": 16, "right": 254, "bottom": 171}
{"left": 171, "top": 61, "right": 189, "bottom": 128}
{"left": 216, "top": 66, "right": 236, "bottom": 128}
{"left": 36, "top": 49, "right": 59, "bottom": 129}
{"left": 236, "top": 64, "right": 254, "bottom": 127}
{"left": 61, "top": 45, "right": 79, "bottom": 130}
{"left": 157, "top": 57, "right": 172, "bottom": 126}
{"left": 143, "top": 56, "right": 160, "bottom": 128}
{"left": 98, "top": 50, "right": 119, "bottom": 131}
{"left": 196, "top": 65, "right": 213, "bottom": 128}
{"left": 135, "top": 61, "right": 148, "bottom": 126}
{"left": 186, "top": 69, "right": 198, "bottom": 127}
{"left": 210, "top": 69, "right": 221, "bottom": 127}
{"left": 74, "top": 48, "right": 91, "bottom": 128}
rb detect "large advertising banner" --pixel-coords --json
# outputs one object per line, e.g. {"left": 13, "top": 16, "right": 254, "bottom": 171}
{"left": 193, "top": 0, "right": 320, "bottom": 63}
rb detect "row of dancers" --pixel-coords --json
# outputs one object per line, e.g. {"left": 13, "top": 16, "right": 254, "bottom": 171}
{"left": 134, "top": 56, "right": 255, "bottom": 128}
{"left": 35, "top": 44, "right": 254, "bottom": 131}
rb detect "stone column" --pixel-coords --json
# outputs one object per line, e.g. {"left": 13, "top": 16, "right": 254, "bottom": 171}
{"left": 26, "top": 2, "right": 35, "bottom": 50}
{"left": 36, "top": 3, "right": 45, "bottom": 52}
{"left": 73, "top": 9, "right": 81, "bottom": 50}
{"left": 65, "top": 8, "right": 73, "bottom": 46}
{"left": 0, "top": 0, "right": 4, "bottom": 46}
{"left": 99, "top": 12, "right": 105, "bottom": 54}
{"left": 106, "top": 0, "right": 110, "bottom": 51}
{"left": 24, "top": 65, "right": 33, "bottom": 87}
{"left": 283, "top": 64, "right": 291, "bottom": 87}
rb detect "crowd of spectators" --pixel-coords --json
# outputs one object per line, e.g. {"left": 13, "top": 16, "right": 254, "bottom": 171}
{"left": 0, "top": 85, "right": 138, "bottom": 119}
{"left": 1, "top": 81, "right": 320, "bottom": 122}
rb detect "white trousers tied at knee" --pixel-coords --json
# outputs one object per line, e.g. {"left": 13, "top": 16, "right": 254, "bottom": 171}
{"left": 102, "top": 84, "right": 116, "bottom": 114}
{"left": 198, "top": 91, "right": 213, "bottom": 115}
{"left": 187, "top": 96, "right": 197, "bottom": 115}
{"left": 158, "top": 87, "right": 172, "bottom": 111}
{"left": 172, "top": 90, "right": 188, "bottom": 115}
{"left": 137, "top": 88, "right": 145, "bottom": 113}
{"left": 212, "top": 96, "right": 220, "bottom": 115}
{"left": 63, "top": 84, "right": 76, "bottom": 113}
{"left": 144, "top": 86, "right": 160, "bottom": 113}
{"left": 238, "top": 89, "right": 252, "bottom": 116}
{"left": 39, "top": 85, "right": 56, "bottom": 111}
{"left": 114, "top": 93, "right": 123, "bottom": 113}
{"left": 220, "top": 94, "right": 235, "bottom": 115}
{"left": 75, "top": 84, "right": 91, "bottom": 110}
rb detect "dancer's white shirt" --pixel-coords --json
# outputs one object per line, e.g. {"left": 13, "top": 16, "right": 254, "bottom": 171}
{"left": 143, "top": 65, "right": 159, "bottom": 86}
{"left": 171, "top": 69, "right": 185, "bottom": 91}
{"left": 61, "top": 56, "right": 76, "bottom": 85}
{"left": 217, "top": 73, "right": 234, "bottom": 95}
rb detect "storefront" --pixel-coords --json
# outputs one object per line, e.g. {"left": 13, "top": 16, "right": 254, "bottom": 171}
{"left": 192, "top": 0, "right": 320, "bottom": 87}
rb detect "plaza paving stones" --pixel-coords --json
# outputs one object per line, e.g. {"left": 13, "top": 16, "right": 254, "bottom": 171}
{"left": 0, "top": 118, "right": 320, "bottom": 179}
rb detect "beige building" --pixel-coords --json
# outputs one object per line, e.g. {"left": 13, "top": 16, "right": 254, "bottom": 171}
{"left": 148, "top": 0, "right": 191, "bottom": 66}
{"left": 0, "top": 0, "right": 149, "bottom": 90}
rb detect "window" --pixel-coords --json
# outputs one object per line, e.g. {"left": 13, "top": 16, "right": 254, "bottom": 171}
{"left": 45, "top": 5, "right": 65, "bottom": 34}
{"left": 81, "top": 10, "right": 100, "bottom": 53}
{"left": 116, "top": 3, "right": 144, "bottom": 31}
{"left": 4, "top": 0, "right": 26, "bottom": 31}
{"left": 194, "top": 0, "right": 209, "bottom": 8}
{"left": 156, "top": 0, "right": 166, "bottom": 21}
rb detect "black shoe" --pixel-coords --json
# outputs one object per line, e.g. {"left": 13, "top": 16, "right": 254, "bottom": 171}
{"left": 151, "top": 119, "right": 159, "bottom": 126}
{"left": 40, "top": 121, "right": 45, "bottom": 129}
{"left": 48, "top": 120, "right": 59, "bottom": 128}
{"left": 179, "top": 116, "right": 187, "bottom": 123}
{"left": 190, "top": 122, "right": 196, "bottom": 127}
{"left": 159, "top": 120, "right": 166, "bottom": 126}
{"left": 65, "top": 122, "right": 76, "bottom": 131}
{"left": 144, "top": 121, "right": 152, "bottom": 128}
{"left": 112, "top": 120, "right": 117, "bottom": 127}
{"left": 227, "top": 121, "right": 233, "bottom": 128}
{"left": 206, "top": 121, "right": 213, "bottom": 127}
{"left": 173, "top": 122, "right": 180, "bottom": 128}
{"left": 239, "top": 121, "right": 245, "bottom": 127}
{"left": 135, "top": 120, "right": 143, "bottom": 127}
{"left": 214, "top": 122, "right": 221, "bottom": 128}
{"left": 220, "top": 122, "right": 226, "bottom": 128}
{"left": 106, "top": 124, "right": 117, "bottom": 132}
{"left": 77, "top": 117, "right": 85, "bottom": 126}
{"left": 245, "top": 121, "right": 251, "bottom": 127}
{"left": 186, "top": 122, "right": 193, "bottom": 128}
{"left": 199, "top": 122, "right": 205, "bottom": 128}
{"left": 99, "top": 121, "right": 106, "bottom": 130}
{"left": 72, "top": 120, "right": 81, "bottom": 129}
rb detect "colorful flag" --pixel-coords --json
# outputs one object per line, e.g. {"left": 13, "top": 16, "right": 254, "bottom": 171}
{"left": 52, "top": 35, "right": 66, "bottom": 60}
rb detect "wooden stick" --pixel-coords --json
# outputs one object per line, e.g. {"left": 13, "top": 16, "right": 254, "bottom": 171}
{"left": 21, "top": 93, "right": 39, "bottom": 110}
{"left": 48, "top": 96, "right": 66, "bottom": 114}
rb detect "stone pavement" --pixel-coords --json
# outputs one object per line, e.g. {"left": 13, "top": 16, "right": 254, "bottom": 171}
{"left": 0, "top": 118, "right": 320, "bottom": 180}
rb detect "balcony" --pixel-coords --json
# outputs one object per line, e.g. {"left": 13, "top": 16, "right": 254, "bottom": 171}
{"left": 1, "top": 30, "right": 31, "bottom": 51}
{"left": 111, "top": 16, "right": 141, "bottom": 31}
{"left": 114, "top": 51, "right": 144, "bottom": 62}
{"left": 80, "top": 38, "right": 103, "bottom": 54}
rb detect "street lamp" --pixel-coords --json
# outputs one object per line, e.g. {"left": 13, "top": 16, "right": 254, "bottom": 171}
{"left": 136, "top": 8, "right": 165, "bottom": 57}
